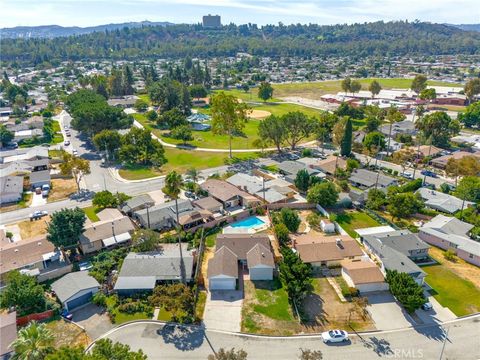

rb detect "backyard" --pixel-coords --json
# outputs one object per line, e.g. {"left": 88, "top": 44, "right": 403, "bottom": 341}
{"left": 422, "top": 263, "right": 480, "bottom": 316}
{"left": 241, "top": 277, "right": 374, "bottom": 335}
{"left": 330, "top": 210, "right": 381, "bottom": 238}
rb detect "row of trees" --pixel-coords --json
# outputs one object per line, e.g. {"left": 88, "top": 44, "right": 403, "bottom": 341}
{"left": 78, "top": 64, "right": 135, "bottom": 98}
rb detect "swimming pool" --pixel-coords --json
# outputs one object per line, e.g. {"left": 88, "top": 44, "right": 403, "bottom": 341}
{"left": 230, "top": 216, "right": 265, "bottom": 229}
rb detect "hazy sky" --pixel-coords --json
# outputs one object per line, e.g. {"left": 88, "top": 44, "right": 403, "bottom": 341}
{"left": 2, "top": 0, "right": 479, "bottom": 27}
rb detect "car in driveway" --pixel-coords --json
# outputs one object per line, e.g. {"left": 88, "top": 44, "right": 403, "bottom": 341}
{"left": 421, "top": 302, "right": 433, "bottom": 311}
{"left": 321, "top": 330, "right": 349, "bottom": 343}
{"left": 41, "top": 184, "right": 50, "bottom": 197}
{"left": 64, "top": 140, "right": 70, "bottom": 146}
{"left": 30, "top": 210, "right": 48, "bottom": 220}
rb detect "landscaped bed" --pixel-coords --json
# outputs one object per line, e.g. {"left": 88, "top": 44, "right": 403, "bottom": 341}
{"left": 422, "top": 263, "right": 480, "bottom": 316}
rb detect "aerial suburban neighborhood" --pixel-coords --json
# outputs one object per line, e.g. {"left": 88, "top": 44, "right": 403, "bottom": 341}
{"left": 0, "top": 5, "right": 480, "bottom": 360}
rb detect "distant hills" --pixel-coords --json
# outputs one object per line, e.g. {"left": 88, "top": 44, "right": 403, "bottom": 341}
{"left": 0, "top": 21, "right": 173, "bottom": 38}
{"left": 450, "top": 24, "right": 480, "bottom": 32}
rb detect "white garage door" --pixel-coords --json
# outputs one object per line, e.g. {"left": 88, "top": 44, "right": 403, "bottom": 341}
{"left": 210, "top": 277, "right": 236, "bottom": 290}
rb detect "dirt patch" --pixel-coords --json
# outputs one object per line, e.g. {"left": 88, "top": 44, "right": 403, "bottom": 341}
{"left": 428, "top": 246, "right": 480, "bottom": 289}
{"left": 48, "top": 178, "right": 77, "bottom": 202}
{"left": 17, "top": 217, "right": 50, "bottom": 239}
{"left": 45, "top": 319, "right": 91, "bottom": 348}
{"left": 248, "top": 109, "right": 271, "bottom": 119}
{"left": 201, "top": 247, "right": 214, "bottom": 289}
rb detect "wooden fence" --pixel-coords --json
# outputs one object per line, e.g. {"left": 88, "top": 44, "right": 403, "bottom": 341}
{"left": 17, "top": 310, "right": 54, "bottom": 326}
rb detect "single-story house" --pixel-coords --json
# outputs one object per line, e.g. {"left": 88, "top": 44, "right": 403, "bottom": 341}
{"left": 294, "top": 233, "right": 364, "bottom": 267}
{"left": 431, "top": 151, "right": 480, "bottom": 169}
{"left": 114, "top": 243, "right": 194, "bottom": 294}
{"left": 320, "top": 219, "right": 335, "bottom": 233}
{"left": 419, "top": 215, "right": 479, "bottom": 267}
{"left": 120, "top": 194, "right": 155, "bottom": 215}
{"left": 277, "top": 160, "right": 320, "bottom": 178}
{"left": 0, "top": 146, "right": 48, "bottom": 164}
{"left": 406, "top": 145, "right": 443, "bottom": 159}
{"left": 29, "top": 170, "right": 51, "bottom": 189}
{"left": 107, "top": 96, "right": 139, "bottom": 108}
{"left": 193, "top": 196, "right": 223, "bottom": 215}
{"left": 0, "top": 175, "right": 24, "bottom": 204}
{"left": 349, "top": 169, "right": 397, "bottom": 190}
{"left": 79, "top": 209, "right": 135, "bottom": 254}
{"left": 208, "top": 234, "right": 275, "bottom": 290}
{"left": 226, "top": 173, "right": 294, "bottom": 204}
{"left": 380, "top": 120, "right": 417, "bottom": 137}
{"left": 200, "top": 179, "right": 260, "bottom": 210}
{"left": 133, "top": 199, "right": 194, "bottom": 230}
{"left": 14, "top": 128, "right": 43, "bottom": 142}
{"left": 0, "top": 310, "right": 17, "bottom": 358}
{"left": 313, "top": 155, "right": 347, "bottom": 176}
{"left": 0, "top": 233, "right": 60, "bottom": 281}
{"left": 51, "top": 271, "right": 100, "bottom": 311}
{"left": 341, "top": 260, "right": 388, "bottom": 293}
{"left": 417, "top": 188, "right": 474, "bottom": 214}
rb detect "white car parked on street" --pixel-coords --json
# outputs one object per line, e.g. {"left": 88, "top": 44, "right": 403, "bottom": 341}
{"left": 321, "top": 330, "right": 349, "bottom": 343}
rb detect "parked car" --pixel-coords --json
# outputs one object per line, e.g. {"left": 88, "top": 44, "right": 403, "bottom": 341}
{"left": 421, "top": 302, "right": 433, "bottom": 311}
{"left": 421, "top": 170, "right": 437, "bottom": 178}
{"left": 321, "top": 330, "right": 349, "bottom": 343}
{"left": 41, "top": 184, "right": 50, "bottom": 197}
{"left": 72, "top": 149, "right": 78, "bottom": 156}
{"left": 287, "top": 153, "right": 300, "bottom": 161}
{"left": 65, "top": 131, "right": 71, "bottom": 137}
{"left": 79, "top": 261, "right": 92, "bottom": 271}
{"left": 30, "top": 210, "right": 48, "bottom": 220}
{"left": 64, "top": 140, "right": 70, "bottom": 146}
{"left": 401, "top": 172, "right": 414, "bottom": 179}
{"left": 5, "top": 142, "right": 18, "bottom": 149}
{"left": 185, "top": 191, "right": 197, "bottom": 200}
{"left": 61, "top": 309, "right": 73, "bottom": 321}
{"left": 35, "top": 187, "right": 42, "bottom": 195}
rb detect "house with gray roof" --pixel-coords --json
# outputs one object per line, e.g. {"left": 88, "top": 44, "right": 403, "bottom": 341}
{"left": 380, "top": 120, "right": 417, "bottom": 137}
{"left": 417, "top": 188, "right": 474, "bottom": 214}
{"left": 349, "top": 169, "right": 397, "bottom": 190}
{"left": 0, "top": 175, "right": 24, "bottom": 204}
{"left": 419, "top": 215, "right": 479, "bottom": 266}
{"left": 277, "top": 160, "right": 325, "bottom": 184}
{"left": 114, "top": 243, "right": 194, "bottom": 295}
{"left": 133, "top": 199, "right": 202, "bottom": 230}
{"left": 120, "top": 194, "right": 155, "bottom": 215}
{"left": 29, "top": 169, "right": 50, "bottom": 189}
{"left": 51, "top": 271, "right": 100, "bottom": 311}
{"left": 226, "top": 173, "right": 294, "bottom": 204}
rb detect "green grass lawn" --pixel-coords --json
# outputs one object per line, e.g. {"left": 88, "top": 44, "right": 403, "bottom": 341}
{"left": 83, "top": 206, "right": 100, "bottom": 221}
{"left": 195, "top": 291, "right": 207, "bottom": 321}
{"left": 137, "top": 93, "right": 151, "bottom": 105}
{"left": 422, "top": 264, "right": 480, "bottom": 316}
{"left": 157, "top": 307, "right": 172, "bottom": 321}
{"left": 251, "top": 279, "right": 293, "bottom": 322}
{"left": 330, "top": 210, "right": 381, "bottom": 238}
{"left": 271, "top": 78, "right": 462, "bottom": 99}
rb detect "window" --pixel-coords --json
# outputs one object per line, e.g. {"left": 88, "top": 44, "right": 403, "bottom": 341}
{"left": 469, "top": 254, "right": 474, "bottom": 259}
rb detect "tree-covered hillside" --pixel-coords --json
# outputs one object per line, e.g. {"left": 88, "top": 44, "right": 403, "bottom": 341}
{"left": 2, "top": 21, "right": 479, "bottom": 66}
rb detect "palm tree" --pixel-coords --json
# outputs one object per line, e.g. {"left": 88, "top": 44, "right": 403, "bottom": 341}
{"left": 186, "top": 168, "right": 199, "bottom": 184}
{"left": 163, "top": 171, "right": 185, "bottom": 283}
{"left": 11, "top": 321, "right": 54, "bottom": 360}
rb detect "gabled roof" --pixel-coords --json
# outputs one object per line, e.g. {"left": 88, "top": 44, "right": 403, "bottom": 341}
{"left": 295, "top": 234, "right": 363, "bottom": 262}
{"left": 200, "top": 179, "right": 249, "bottom": 202}
{"left": 208, "top": 246, "right": 238, "bottom": 278}
{"left": 133, "top": 199, "right": 193, "bottom": 225}
{"left": 349, "top": 169, "right": 396, "bottom": 188}
{"left": 363, "top": 230, "right": 430, "bottom": 256}
{"left": 417, "top": 188, "right": 474, "bottom": 214}
{"left": 341, "top": 260, "right": 385, "bottom": 284}
{"left": 277, "top": 161, "right": 318, "bottom": 176}
{"left": 227, "top": 173, "right": 263, "bottom": 194}
{"left": 120, "top": 194, "right": 154, "bottom": 213}
{"left": 216, "top": 234, "right": 271, "bottom": 260}
{"left": 193, "top": 196, "right": 222, "bottom": 211}
{"left": 51, "top": 271, "right": 100, "bottom": 303}
{"left": 246, "top": 243, "right": 275, "bottom": 268}
{"left": 422, "top": 214, "right": 474, "bottom": 236}
{"left": 80, "top": 215, "right": 134, "bottom": 244}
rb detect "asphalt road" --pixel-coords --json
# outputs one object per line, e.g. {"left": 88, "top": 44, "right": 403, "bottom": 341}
{"left": 95, "top": 315, "right": 480, "bottom": 360}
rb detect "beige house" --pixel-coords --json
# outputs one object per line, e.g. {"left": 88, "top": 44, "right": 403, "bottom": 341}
{"left": 341, "top": 260, "right": 388, "bottom": 293}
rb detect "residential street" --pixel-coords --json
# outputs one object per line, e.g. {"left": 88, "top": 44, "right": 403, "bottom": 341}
{"left": 94, "top": 315, "right": 480, "bottom": 360}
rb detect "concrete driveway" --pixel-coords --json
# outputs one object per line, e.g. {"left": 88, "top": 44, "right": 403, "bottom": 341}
{"left": 30, "top": 192, "right": 47, "bottom": 207}
{"left": 71, "top": 304, "right": 114, "bottom": 340}
{"left": 202, "top": 290, "right": 243, "bottom": 332}
{"left": 366, "top": 292, "right": 413, "bottom": 330}
{"left": 414, "top": 296, "right": 456, "bottom": 325}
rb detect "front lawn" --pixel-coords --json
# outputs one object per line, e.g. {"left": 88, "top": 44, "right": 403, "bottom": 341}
{"left": 157, "top": 307, "right": 172, "bottom": 321}
{"left": 47, "top": 178, "right": 77, "bottom": 203}
{"left": 195, "top": 291, "right": 207, "bottom": 321}
{"left": 105, "top": 296, "right": 153, "bottom": 324}
{"left": 83, "top": 206, "right": 100, "bottom": 221}
{"left": 330, "top": 210, "right": 381, "bottom": 238}
{"left": 422, "top": 263, "right": 480, "bottom": 316}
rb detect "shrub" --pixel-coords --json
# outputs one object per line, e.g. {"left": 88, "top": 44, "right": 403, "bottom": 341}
{"left": 444, "top": 249, "right": 457, "bottom": 262}
{"left": 306, "top": 213, "right": 320, "bottom": 228}
{"left": 280, "top": 208, "right": 301, "bottom": 232}
{"left": 274, "top": 223, "right": 290, "bottom": 245}
{"left": 302, "top": 148, "right": 313, "bottom": 157}
{"left": 92, "top": 292, "right": 107, "bottom": 307}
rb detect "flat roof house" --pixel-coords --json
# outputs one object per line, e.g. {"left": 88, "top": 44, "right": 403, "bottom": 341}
{"left": 51, "top": 271, "right": 100, "bottom": 311}
{"left": 208, "top": 234, "right": 274, "bottom": 290}
{"left": 0, "top": 175, "right": 24, "bottom": 204}
{"left": 114, "top": 243, "right": 194, "bottom": 295}
{"left": 193, "top": 196, "right": 223, "bottom": 215}
{"left": 419, "top": 215, "right": 479, "bottom": 267}
{"left": 79, "top": 209, "right": 135, "bottom": 254}
{"left": 295, "top": 233, "right": 364, "bottom": 267}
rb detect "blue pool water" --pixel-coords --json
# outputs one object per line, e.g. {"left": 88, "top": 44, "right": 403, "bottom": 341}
{"left": 230, "top": 216, "right": 265, "bottom": 229}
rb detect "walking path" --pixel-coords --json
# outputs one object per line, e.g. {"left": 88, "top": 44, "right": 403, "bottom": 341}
{"left": 326, "top": 276, "right": 347, "bottom": 302}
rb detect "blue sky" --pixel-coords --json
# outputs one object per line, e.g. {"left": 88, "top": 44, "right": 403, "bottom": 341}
{"left": 2, "top": 0, "right": 479, "bottom": 27}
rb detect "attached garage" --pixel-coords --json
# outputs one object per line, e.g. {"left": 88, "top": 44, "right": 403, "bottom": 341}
{"left": 51, "top": 271, "right": 100, "bottom": 311}
{"left": 249, "top": 266, "right": 273, "bottom": 281}
{"left": 247, "top": 244, "right": 274, "bottom": 281}
{"left": 356, "top": 282, "right": 389, "bottom": 294}
{"left": 341, "top": 260, "right": 388, "bottom": 295}
{"left": 209, "top": 275, "right": 236, "bottom": 290}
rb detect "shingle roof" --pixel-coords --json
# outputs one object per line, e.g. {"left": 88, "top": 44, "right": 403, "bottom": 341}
{"left": 349, "top": 169, "right": 396, "bottom": 188}
{"left": 0, "top": 175, "right": 23, "bottom": 197}
{"left": 246, "top": 243, "right": 275, "bottom": 268}
{"left": 120, "top": 194, "right": 154, "bottom": 213}
{"left": 51, "top": 271, "right": 100, "bottom": 303}
{"left": 193, "top": 196, "right": 222, "bottom": 211}
{"left": 29, "top": 170, "right": 51, "bottom": 184}
{"left": 80, "top": 216, "right": 134, "bottom": 244}
{"left": 422, "top": 214, "right": 474, "bottom": 236}
{"left": 207, "top": 246, "right": 238, "bottom": 278}
{"left": 363, "top": 230, "right": 429, "bottom": 256}
{"left": 227, "top": 173, "right": 263, "bottom": 194}
{"left": 133, "top": 199, "right": 193, "bottom": 226}
{"left": 200, "top": 179, "right": 249, "bottom": 202}
{"left": 216, "top": 234, "right": 271, "bottom": 260}
{"left": 417, "top": 188, "right": 474, "bottom": 214}
{"left": 341, "top": 260, "right": 385, "bottom": 284}
{"left": 295, "top": 234, "right": 363, "bottom": 263}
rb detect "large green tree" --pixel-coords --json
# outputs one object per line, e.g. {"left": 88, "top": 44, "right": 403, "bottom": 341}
{"left": 279, "top": 247, "right": 313, "bottom": 306}
{"left": 119, "top": 127, "right": 166, "bottom": 167}
{"left": 411, "top": 74, "right": 428, "bottom": 94}
{"left": 0, "top": 125, "right": 14, "bottom": 146}
{"left": 210, "top": 92, "right": 250, "bottom": 158}
{"left": 92, "top": 129, "right": 122, "bottom": 161}
{"left": 307, "top": 182, "right": 339, "bottom": 207}
{"left": 282, "top": 112, "right": 314, "bottom": 150}
{"left": 368, "top": 80, "right": 382, "bottom": 98}
{"left": 257, "top": 81, "right": 274, "bottom": 102}
{"left": 0, "top": 271, "right": 47, "bottom": 316}
{"left": 387, "top": 193, "right": 423, "bottom": 220}
{"left": 258, "top": 115, "right": 285, "bottom": 152}
{"left": 279, "top": 208, "right": 301, "bottom": 233}
{"left": 464, "top": 78, "right": 480, "bottom": 104}
{"left": 416, "top": 111, "right": 460, "bottom": 147}
{"left": 386, "top": 270, "right": 426, "bottom": 313}
{"left": 340, "top": 118, "right": 353, "bottom": 156}
{"left": 59, "top": 153, "right": 91, "bottom": 191}
{"left": 458, "top": 101, "right": 480, "bottom": 128}
{"left": 47, "top": 207, "right": 86, "bottom": 248}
